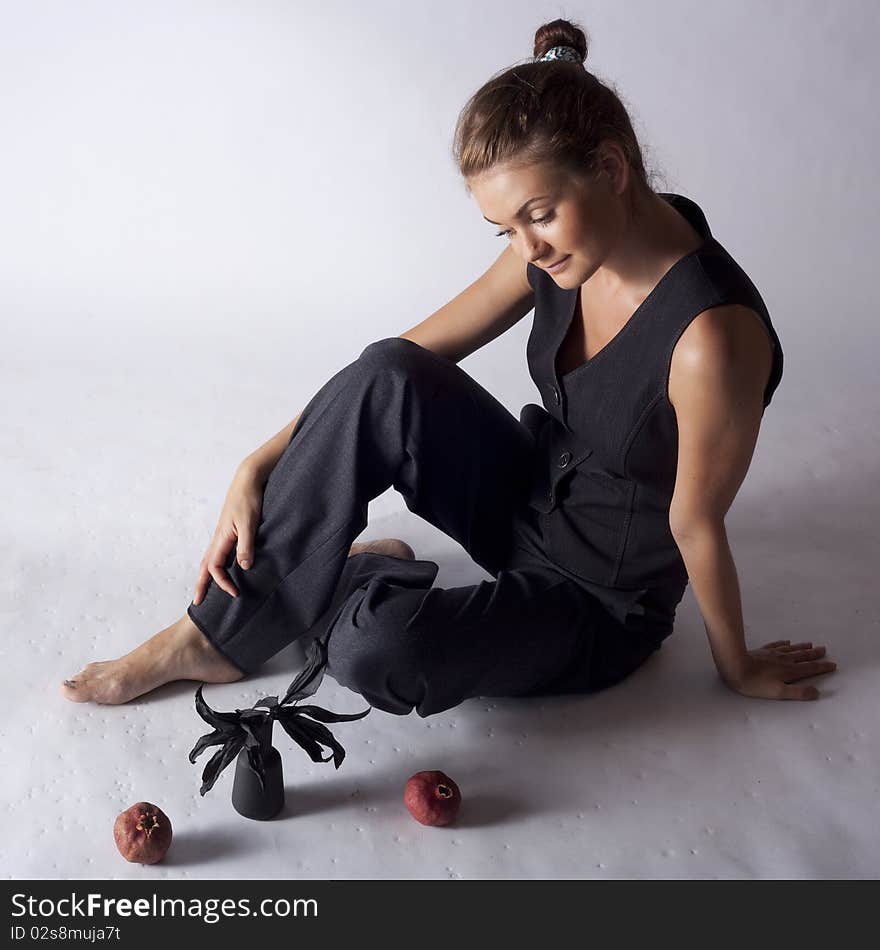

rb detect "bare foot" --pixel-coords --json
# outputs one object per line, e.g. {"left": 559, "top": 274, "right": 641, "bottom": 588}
{"left": 59, "top": 540, "right": 414, "bottom": 705}
{"left": 348, "top": 537, "right": 415, "bottom": 560}
{"left": 59, "top": 612, "right": 244, "bottom": 705}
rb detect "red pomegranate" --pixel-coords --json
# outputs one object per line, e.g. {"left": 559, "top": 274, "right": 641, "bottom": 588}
{"left": 113, "top": 802, "right": 173, "bottom": 864}
{"left": 404, "top": 770, "right": 462, "bottom": 826}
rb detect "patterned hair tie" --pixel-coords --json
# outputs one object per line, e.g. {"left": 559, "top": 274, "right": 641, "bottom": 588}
{"left": 536, "top": 45, "right": 582, "bottom": 64}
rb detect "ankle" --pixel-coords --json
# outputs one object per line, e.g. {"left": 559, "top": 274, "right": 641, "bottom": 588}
{"left": 182, "top": 618, "right": 244, "bottom": 673}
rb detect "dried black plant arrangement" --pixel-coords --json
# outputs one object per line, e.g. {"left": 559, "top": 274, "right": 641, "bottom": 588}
{"left": 188, "top": 636, "right": 371, "bottom": 819}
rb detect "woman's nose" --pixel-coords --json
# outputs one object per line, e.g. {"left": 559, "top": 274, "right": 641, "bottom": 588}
{"left": 523, "top": 237, "right": 548, "bottom": 261}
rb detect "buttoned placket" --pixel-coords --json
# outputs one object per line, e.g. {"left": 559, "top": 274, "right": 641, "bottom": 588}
{"left": 548, "top": 284, "right": 584, "bottom": 431}
{"left": 542, "top": 286, "right": 587, "bottom": 506}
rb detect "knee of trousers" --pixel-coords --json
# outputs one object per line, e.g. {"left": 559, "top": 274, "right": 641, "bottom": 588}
{"left": 357, "top": 336, "right": 441, "bottom": 378}
{"left": 324, "top": 592, "right": 439, "bottom": 718}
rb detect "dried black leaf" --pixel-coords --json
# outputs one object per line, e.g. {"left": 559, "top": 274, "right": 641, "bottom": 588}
{"left": 279, "top": 638, "right": 328, "bottom": 706}
{"left": 237, "top": 709, "right": 270, "bottom": 748}
{"left": 276, "top": 710, "right": 333, "bottom": 764}
{"left": 188, "top": 727, "right": 232, "bottom": 764}
{"left": 294, "top": 704, "right": 372, "bottom": 724}
{"left": 199, "top": 732, "right": 246, "bottom": 796}
{"left": 191, "top": 685, "right": 250, "bottom": 796}
{"left": 253, "top": 695, "right": 279, "bottom": 710}
{"left": 194, "top": 684, "right": 243, "bottom": 730}
{"left": 287, "top": 713, "right": 347, "bottom": 770}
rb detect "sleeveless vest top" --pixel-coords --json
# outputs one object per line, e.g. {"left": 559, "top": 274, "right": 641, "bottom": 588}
{"left": 517, "top": 192, "right": 784, "bottom": 631}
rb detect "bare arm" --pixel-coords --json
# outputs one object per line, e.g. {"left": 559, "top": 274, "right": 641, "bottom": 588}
{"left": 239, "top": 245, "right": 532, "bottom": 483}
{"left": 239, "top": 411, "right": 303, "bottom": 484}
{"left": 668, "top": 305, "right": 836, "bottom": 700}
{"left": 399, "top": 243, "right": 533, "bottom": 364}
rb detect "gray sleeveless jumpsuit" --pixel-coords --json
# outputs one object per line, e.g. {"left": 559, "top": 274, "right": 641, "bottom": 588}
{"left": 187, "top": 192, "right": 784, "bottom": 718}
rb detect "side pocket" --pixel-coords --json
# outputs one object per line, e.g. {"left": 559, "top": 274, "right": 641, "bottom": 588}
{"left": 609, "top": 480, "right": 637, "bottom": 586}
{"left": 546, "top": 466, "right": 634, "bottom": 586}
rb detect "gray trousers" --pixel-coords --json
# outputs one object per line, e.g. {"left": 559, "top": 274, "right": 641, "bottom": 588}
{"left": 187, "top": 337, "right": 659, "bottom": 717}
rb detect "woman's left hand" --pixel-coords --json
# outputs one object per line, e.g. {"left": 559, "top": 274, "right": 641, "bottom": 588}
{"left": 723, "top": 640, "right": 838, "bottom": 701}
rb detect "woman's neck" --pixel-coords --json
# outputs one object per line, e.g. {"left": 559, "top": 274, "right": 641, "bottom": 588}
{"left": 589, "top": 190, "right": 704, "bottom": 299}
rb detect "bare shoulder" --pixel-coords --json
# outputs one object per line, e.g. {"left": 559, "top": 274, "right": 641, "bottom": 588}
{"left": 668, "top": 304, "right": 774, "bottom": 408}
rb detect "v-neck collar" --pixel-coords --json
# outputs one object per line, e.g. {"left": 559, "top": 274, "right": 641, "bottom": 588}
{"left": 553, "top": 193, "right": 715, "bottom": 383}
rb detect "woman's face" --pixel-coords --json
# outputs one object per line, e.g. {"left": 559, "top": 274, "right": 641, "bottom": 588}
{"left": 467, "top": 151, "right": 630, "bottom": 288}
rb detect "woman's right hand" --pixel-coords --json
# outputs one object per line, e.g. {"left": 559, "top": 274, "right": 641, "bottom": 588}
{"left": 192, "top": 462, "right": 267, "bottom": 605}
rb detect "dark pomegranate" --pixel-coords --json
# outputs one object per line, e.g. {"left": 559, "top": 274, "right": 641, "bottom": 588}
{"left": 113, "top": 802, "right": 172, "bottom": 864}
{"left": 404, "top": 770, "right": 462, "bottom": 826}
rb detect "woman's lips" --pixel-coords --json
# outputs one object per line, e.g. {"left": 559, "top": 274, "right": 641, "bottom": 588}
{"left": 545, "top": 255, "right": 571, "bottom": 273}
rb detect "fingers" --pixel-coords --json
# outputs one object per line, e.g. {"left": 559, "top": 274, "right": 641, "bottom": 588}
{"left": 779, "top": 683, "right": 821, "bottom": 701}
{"left": 192, "top": 544, "right": 241, "bottom": 607}
{"left": 192, "top": 565, "right": 208, "bottom": 606}
{"left": 193, "top": 562, "right": 239, "bottom": 602}
{"left": 781, "top": 659, "right": 837, "bottom": 682}
{"left": 192, "top": 566, "right": 238, "bottom": 605}
{"left": 208, "top": 563, "right": 239, "bottom": 599}
{"left": 237, "top": 528, "right": 254, "bottom": 570}
{"left": 775, "top": 646, "right": 828, "bottom": 665}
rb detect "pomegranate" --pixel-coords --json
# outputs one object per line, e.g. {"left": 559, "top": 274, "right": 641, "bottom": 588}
{"left": 113, "top": 802, "right": 173, "bottom": 864}
{"left": 404, "top": 770, "right": 462, "bottom": 826}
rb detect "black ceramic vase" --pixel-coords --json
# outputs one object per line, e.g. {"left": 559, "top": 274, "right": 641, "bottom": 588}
{"left": 231, "top": 713, "right": 284, "bottom": 821}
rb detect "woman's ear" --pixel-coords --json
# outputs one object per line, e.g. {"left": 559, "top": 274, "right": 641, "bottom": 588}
{"left": 595, "top": 140, "right": 629, "bottom": 196}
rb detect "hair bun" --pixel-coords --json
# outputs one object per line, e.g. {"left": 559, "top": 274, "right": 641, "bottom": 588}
{"left": 533, "top": 18, "right": 588, "bottom": 63}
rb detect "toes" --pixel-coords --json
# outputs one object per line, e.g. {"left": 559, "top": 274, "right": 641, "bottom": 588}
{"left": 60, "top": 680, "right": 89, "bottom": 703}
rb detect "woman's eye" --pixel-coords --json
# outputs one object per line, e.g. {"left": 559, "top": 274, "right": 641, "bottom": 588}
{"left": 495, "top": 211, "right": 555, "bottom": 238}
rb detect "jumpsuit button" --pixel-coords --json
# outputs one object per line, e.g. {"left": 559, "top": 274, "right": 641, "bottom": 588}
{"left": 557, "top": 451, "right": 572, "bottom": 468}
{"left": 547, "top": 489, "right": 553, "bottom": 503}
{"left": 550, "top": 385, "right": 561, "bottom": 405}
